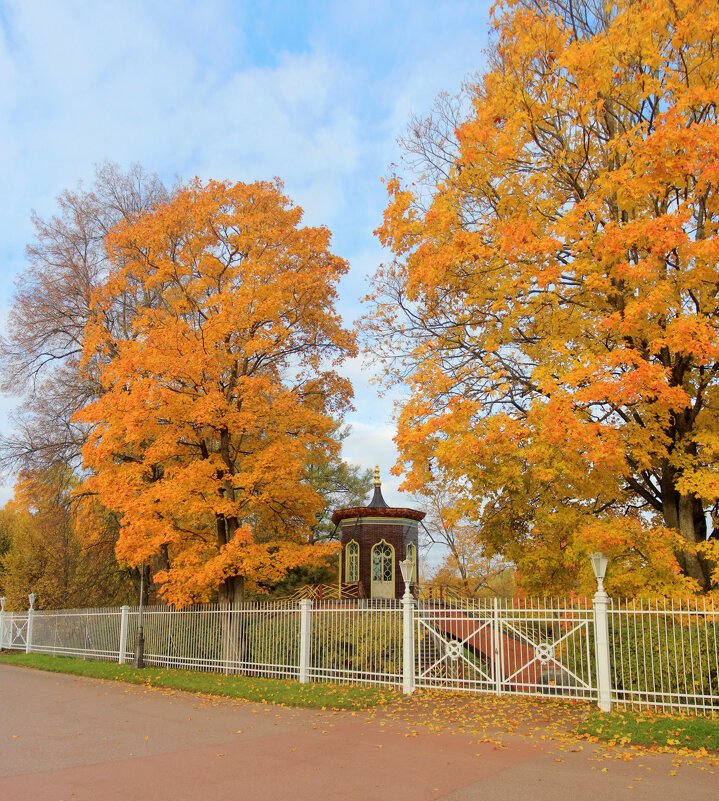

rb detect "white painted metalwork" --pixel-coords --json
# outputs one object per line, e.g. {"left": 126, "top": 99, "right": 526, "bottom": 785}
{"left": 3, "top": 594, "right": 717, "bottom": 716}
{"left": 415, "top": 597, "right": 595, "bottom": 701}
{"left": 2, "top": 613, "right": 29, "bottom": 650}
{"left": 118, "top": 605, "right": 130, "bottom": 665}
{"left": 608, "top": 596, "right": 719, "bottom": 715}
{"left": 593, "top": 581, "right": 612, "bottom": 712}
{"left": 308, "top": 600, "right": 402, "bottom": 687}
{"left": 401, "top": 560, "right": 415, "bottom": 695}
{"left": 299, "top": 599, "right": 312, "bottom": 683}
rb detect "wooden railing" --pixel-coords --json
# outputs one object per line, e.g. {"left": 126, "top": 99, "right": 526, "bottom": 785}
{"left": 277, "top": 582, "right": 361, "bottom": 602}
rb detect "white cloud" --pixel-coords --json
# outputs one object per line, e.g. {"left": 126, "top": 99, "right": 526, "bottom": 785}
{"left": 0, "top": 0, "right": 493, "bottom": 515}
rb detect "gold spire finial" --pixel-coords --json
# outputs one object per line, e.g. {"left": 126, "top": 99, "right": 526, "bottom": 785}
{"left": 374, "top": 465, "right": 380, "bottom": 486}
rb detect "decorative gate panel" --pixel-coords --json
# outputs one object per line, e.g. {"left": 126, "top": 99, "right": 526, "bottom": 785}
{"left": 415, "top": 603, "right": 498, "bottom": 691}
{"left": 4, "top": 614, "right": 29, "bottom": 649}
{"left": 415, "top": 599, "right": 597, "bottom": 700}
{"left": 496, "top": 603, "right": 596, "bottom": 699}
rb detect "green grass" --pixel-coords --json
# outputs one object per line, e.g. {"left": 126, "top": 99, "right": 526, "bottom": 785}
{"left": 577, "top": 708, "right": 719, "bottom": 751}
{"left": 0, "top": 651, "right": 400, "bottom": 710}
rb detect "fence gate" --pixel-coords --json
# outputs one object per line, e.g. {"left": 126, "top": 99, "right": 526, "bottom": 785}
{"left": 415, "top": 602, "right": 497, "bottom": 691}
{"left": 415, "top": 599, "right": 597, "bottom": 700}
{"left": 2, "top": 614, "right": 29, "bottom": 650}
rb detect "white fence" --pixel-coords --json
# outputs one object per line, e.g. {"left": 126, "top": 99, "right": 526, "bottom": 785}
{"left": 1, "top": 596, "right": 717, "bottom": 715}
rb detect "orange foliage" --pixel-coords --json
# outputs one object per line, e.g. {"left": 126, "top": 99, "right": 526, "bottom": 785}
{"left": 368, "top": 0, "right": 719, "bottom": 594}
{"left": 76, "top": 179, "right": 356, "bottom": 606}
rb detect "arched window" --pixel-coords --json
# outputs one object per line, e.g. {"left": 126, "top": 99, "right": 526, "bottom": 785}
{"left": 371, "top": 540, "right": 396, "bottom": 599}
{"left": 345, "top": 540, "right": 359, "bottom": 583}
{"left": 405, "top": 542, "right": 417, "bottom": 582}
{"left": 371, "top": 540, "right": 392, "bottom": 579}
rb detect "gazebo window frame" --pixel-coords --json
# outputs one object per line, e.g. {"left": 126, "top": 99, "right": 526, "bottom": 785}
{"left": 345, "top": 539, "right": 360, "bottom": 583}
{"left": 371, "top": 539, "right": 395, "bottom": 583}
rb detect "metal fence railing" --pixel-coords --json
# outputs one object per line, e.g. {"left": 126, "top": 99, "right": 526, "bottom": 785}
{"left": 415, "top": 597, "right": 595, "bottom": 701}
{"left": 609, "top": 597, "right": 719, "bottom": 715}
{"left": 1, "top": 595, "right": 717, "bottom": 715}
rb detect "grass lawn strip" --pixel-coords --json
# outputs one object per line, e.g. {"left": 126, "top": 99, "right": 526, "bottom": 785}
{"left": 578, "top": 708, "right": 719, "bottom": 752}
{"left": 0, "top": 651, "right": 399, "bottom": 710}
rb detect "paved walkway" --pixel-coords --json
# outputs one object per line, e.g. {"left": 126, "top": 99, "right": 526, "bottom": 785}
{"left": 1, "top": 664, "right": 716, "bottom": 800}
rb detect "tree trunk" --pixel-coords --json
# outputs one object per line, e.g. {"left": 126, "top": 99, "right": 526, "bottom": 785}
{"left": 219, "top": 574, "right": 245, "bottom": 605}
{"left": 219, "top": 575, "right": 247, "bottom": 673}
{"left": 661, "top": 461, "right": 713, "bottom": 592}
{"left": 216, "top": 511, "right": 248, "bottom": 668}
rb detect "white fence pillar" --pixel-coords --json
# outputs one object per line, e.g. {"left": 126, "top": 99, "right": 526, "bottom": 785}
{"left": 25, "top": 609, "right": 35, "bottom": 655}
{"left": 402, "top": 594, "right": 415, "bottom": 695}
{"left": 593, "top": 590, "right": 612, "bottom": 712}
{"left": 118, "top": 605, "right": 130, "bottom": 664}
{"left": 492, "top": 597, "right": 502, "bottom": 695}
{"left": 299, "top": 599, "right": 312, "bottom": 684}
{"left": 0, "top": 597, "right": 6, "bottom": 650}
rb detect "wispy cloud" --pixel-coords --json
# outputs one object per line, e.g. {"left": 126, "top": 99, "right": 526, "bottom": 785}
{"left": 0, "top": 0, "right": 492, "bottom": 497}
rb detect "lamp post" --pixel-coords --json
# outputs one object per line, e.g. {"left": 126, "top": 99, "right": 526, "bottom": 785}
{"left": 590, "top": 552, "right": 612, "bottom": 712}
{"left": 399, "top": 559, "right": 414, "bottom": 599}
{"left": 589, "top": 552, "right": 609, "bottom": 595}
{"left": 26, "top": 592, "right": 36, "bottom": 655}
{"left": 133, "top": 563, "right": 146, "bottom": 669}
{"left": 399, "top": 559, "right": 415, "bottom": 695}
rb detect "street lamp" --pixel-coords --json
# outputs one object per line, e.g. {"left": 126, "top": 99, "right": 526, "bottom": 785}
{"left": 399, "top": 559, "right": 414, "bottom": 599}
{"left": 589, "top": 551, "right": 612, "bottom": 712}
{"left": 133, "top": 563, "right": 146, "bottom": 669}
{"left": 589, "top": 552, "right": 609, "bottom": 596}
{"left": 28, "top": 592, "right": 36, "bottom": 610}
{"left": 399, "top": 558, "right": 415, "bottom": 695}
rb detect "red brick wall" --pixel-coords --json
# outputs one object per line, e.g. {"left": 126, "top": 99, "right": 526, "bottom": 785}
{"left": 340, "top": 518, "right": 418, "bottom": 599}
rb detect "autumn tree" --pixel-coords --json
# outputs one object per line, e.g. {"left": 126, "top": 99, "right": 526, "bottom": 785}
{"left": 0, "top": 162, "right": 171, "bottom": 475}
{"left": 368, "top": 0, "right": 719, "bottom": 594}
{"left": 263, "top": 426, "right": 373, "bottom": 597}
{"left": 418, "top": 485, "right": 516, "bottom": 597}
{"left": 0, "top": 469, "right": 134, "bottom": 609}
{"left": 305, "top": 423, "right": 374, "bottom": 544}
{"left": 77, "top": 179, "right": 357, "bottom": 606}
{"left": 0, "top": 164, "right": 171, "bottom": 606}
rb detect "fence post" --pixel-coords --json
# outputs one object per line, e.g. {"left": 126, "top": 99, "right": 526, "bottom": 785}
{"left": 402, "top": 593, "right": 415, "bottom": 695}
{"left": 590, "top": 553, "right": 612, "bottom": 713}
{"left": 0, "top": 597, "right": 6, "bottom": 650}
{"left": 119, "top": 605, "right": 130, "bottom": 664}
{"left": 25, "top": 593, "right": 36, "bottom": 655}
{"left": 299, "top": 599, "right": 312, "bottom": 684}
{"left": 492, "top": 597, "right": 502, "bottom": 695}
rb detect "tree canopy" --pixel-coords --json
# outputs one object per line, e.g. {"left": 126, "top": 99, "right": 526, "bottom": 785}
{"left": 368, "top": 0, "right": 719, "bottom": 594}
{"left": 77, "top": 178, "right": 357, "bottom": 606}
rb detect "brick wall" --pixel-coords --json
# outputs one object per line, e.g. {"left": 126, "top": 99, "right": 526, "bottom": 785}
{"left": 340, "top": 518, "right": 418, "bottom": 599}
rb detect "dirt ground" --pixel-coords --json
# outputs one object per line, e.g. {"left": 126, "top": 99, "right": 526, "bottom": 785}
{"left": 1, "top": 663, "right": 717, "bottom": 801}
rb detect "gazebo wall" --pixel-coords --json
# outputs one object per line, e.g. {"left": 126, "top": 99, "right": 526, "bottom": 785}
{"left": 339, "top": 517, "right": 419, "bottom": 599}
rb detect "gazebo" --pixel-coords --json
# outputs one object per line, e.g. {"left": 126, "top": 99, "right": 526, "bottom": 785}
{"left": 332, "top": 468, "right": 425, "bottom": 599}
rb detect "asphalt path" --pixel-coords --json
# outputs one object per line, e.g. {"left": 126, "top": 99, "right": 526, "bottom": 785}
{"left": 1, "top": 663, "right": 716, "bottom": 800}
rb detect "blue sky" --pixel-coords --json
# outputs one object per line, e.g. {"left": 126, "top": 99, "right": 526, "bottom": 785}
{"left": 0, "top": 0, "right": 492, "bottom": 509}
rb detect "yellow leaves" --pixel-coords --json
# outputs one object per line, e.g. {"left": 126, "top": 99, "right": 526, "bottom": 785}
{"left": 367, "top": 0, "right": 719, "bottom": 594}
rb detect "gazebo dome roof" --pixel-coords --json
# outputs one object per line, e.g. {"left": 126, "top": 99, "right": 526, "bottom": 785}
{"left": 330, "top": 466, "right": 426, "bottom": 525}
